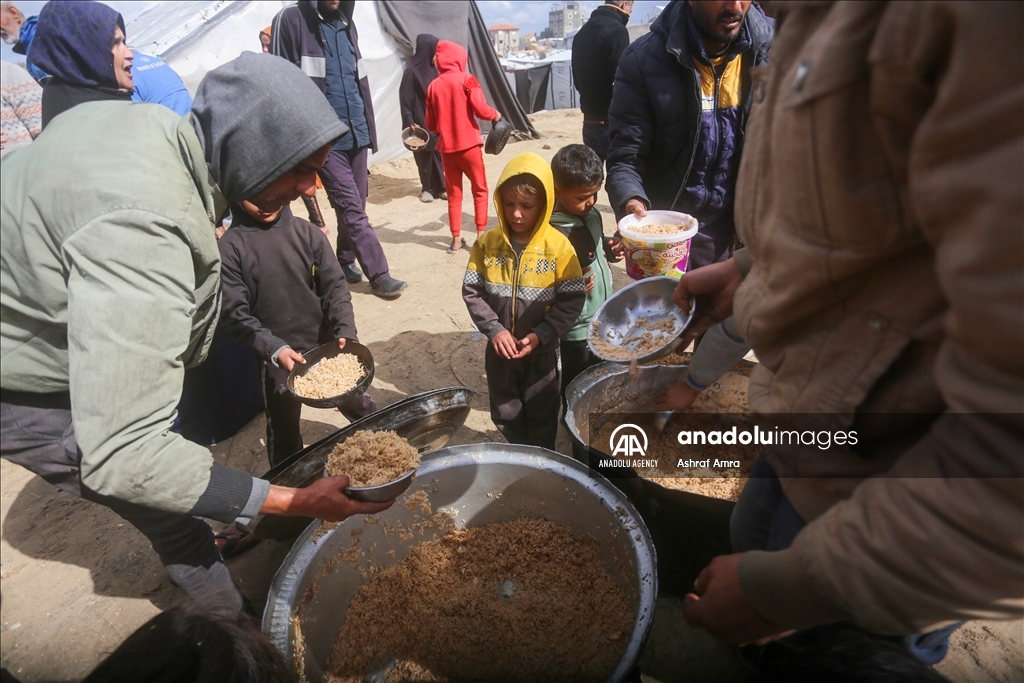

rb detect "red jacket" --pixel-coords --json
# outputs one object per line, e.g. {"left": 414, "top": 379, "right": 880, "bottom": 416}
{"left": 425, "top": 40, "right": 498, "bottom": 154}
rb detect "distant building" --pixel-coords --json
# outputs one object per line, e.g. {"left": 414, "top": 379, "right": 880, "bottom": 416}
{"left": 488, "top": 23, "right": 520, "bottom": 57}
{"left": 521, "top": 32, "right": 538, "bottom": 51}
{"left": 645, "top": 5, "right": 666, "bottom": 24}
{"left": 548, "top": 2, "right": 586, "bottom": 40}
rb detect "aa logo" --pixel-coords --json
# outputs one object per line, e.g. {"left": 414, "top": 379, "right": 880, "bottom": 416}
{"left": 610, "top": 423, "right": 648, "bottom": 458}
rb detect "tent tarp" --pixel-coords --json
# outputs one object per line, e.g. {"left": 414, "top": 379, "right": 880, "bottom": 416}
{"left": 126, "top": 1, "right": 532, "bottom": 167}
{"left": 375, "top": 0, "right": 539, "bottom": 141}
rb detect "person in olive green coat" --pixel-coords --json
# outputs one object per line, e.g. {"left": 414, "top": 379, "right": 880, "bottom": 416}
{"left": 0, "top": 52, "right": 392, "bottom": 617}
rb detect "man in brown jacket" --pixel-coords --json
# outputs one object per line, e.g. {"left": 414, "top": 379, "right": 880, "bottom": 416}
{"left": 673, "top": 0, "right": 1024, "bottom": 663}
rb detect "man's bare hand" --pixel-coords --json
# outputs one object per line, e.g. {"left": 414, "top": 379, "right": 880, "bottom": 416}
{"left": 683, "top": 554, "right": 793, "bottom": 646}
{"left": 277, "top": 347, "right": 305, "bottom": 372}
{"left": 625, "top": 198, "right": 647, "bottom": 218}
{"left": 675, "top": 258, "right": 742, "bottom": 347}
{"left": 492, "top": 330, "right": 518, "bottom": 359}
{"left": 261, "top": 475, "right": 393, "bottom": 521}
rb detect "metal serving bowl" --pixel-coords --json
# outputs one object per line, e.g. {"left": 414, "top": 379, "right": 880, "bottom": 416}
{"left": 262, "top": 444, "right": 658, "bottom": 683}
{"left": 342, "top": 469, "right": 416, "bottom": 503}
{"left": 588, "top": 277, "right": 693, "bottom": 364}
{"left": 287, "top": 341, "right": 375, "bottom": 409}
{"left": 241, "top": 387, "right": 472, "bottom": 539}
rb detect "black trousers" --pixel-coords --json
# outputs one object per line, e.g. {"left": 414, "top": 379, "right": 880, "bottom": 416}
{"left": 485, "top": 346, "right": 560, "bottom": 451}
{"left": 262, "top": 361, "right": 376, "bottom": 467}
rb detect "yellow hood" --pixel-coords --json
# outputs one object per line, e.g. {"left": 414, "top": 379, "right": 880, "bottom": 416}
{"left": 492, "top": 152, "right": 556, "bottom": 245}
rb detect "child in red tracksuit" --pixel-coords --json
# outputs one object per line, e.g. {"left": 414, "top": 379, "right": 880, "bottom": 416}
{"left": 425, "top": 40, "right": 502, "bottom": 253}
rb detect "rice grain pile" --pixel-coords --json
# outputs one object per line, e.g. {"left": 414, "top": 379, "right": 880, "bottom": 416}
{"left": 292, "top": 353, "right": 367, "bottom": 399}
{"left": 629, "top": 223, "right": 688, "bottom": 235}
{"left": 325, "top": 517, "right": 633, "bottom": 683}
{"left": 405, "top": 137, "right": 426, "bottom": 149}
{"left": 326, "top": 430, "right": 420, "bottom": 487}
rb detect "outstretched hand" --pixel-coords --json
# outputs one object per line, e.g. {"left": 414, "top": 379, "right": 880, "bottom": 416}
{"left": 675, "top": 258, "right": 742, "bottom": 347}
{"left": 683, "top": 554, "right": 793, "bottom": 646}
{"left": 261, "top": 475, "right": 394, "bottom": 522}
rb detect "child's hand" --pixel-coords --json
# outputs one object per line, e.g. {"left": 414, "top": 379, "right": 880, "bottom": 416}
{"left": 584, "top": 273, "right": 595, "bottom": 293}
{"left": 492, "top": 330, "right": 518, "bottom": 359}
{"left": 609, "top": 237, "right": 626, "bottom": 260}
{"left": 278, "top": 348, "right": 306, "bottom": 372}
{"left": 513, "top": 333, "right": 540, "bottom": 359}
{"left": 337, "top": 338, "right": 348, "bottom": 350}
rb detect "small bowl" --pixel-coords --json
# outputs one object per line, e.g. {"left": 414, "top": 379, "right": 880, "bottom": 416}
{"left": 401, "top": 126, "right": 435, "bottom": 153}
{"left": 588, "top": 276, "right": 693, "bottom": 364}
{"left": 287, "top": 341, "right": 374, "bottom": 408}
{"left": 343, "top": 469, "right": 416, "bottom": 503}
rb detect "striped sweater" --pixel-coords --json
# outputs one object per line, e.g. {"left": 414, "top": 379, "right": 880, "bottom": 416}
{"left": 1, "top": 61, "right": 42, "bottom": 158}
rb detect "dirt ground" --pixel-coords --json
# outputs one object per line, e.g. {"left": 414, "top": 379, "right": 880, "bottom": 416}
{"left": 1, "top": 110, "right": 1020, "bottom": 682}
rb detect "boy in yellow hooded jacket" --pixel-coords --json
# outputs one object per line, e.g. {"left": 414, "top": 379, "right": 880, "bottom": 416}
{"left": 463, "top": 152, "right": 586, "bottom": 449}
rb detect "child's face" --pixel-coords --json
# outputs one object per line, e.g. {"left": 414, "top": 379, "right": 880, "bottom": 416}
{"left": 501, "top": 187, "right": 543, "bottom": 242}
{"left": 239, "top": 199, "right": 283, "bottom": 224}
{"left": 555, "top": 181, "right": 601, "bottom": 217}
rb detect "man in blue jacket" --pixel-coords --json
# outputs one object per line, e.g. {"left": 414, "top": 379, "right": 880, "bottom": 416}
{"left": 606, "top": 0, "right": 772, "bottom": 270}
{"left": 0, "top": 2, "right": 45, "bottom": 81}
{"left": 271, "top": 0, "right": 408, "bottom": 299}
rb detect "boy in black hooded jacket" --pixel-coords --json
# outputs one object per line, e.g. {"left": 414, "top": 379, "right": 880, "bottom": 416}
{"left": 219, "top": 200, "right": 375, "bottom": 466}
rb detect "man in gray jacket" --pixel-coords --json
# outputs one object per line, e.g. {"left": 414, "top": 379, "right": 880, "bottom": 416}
{"left": 0, "top": 53, "right": 392, "bottom": 616}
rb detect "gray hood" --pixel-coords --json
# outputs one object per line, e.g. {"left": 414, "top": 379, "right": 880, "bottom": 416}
{"left": 190, "top": 51, "right": 347, "bottom": 203}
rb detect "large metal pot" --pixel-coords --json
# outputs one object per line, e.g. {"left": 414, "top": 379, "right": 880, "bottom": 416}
{"left": 262, "top": 444, "right": 658, "bottom": 682}
{"left": 564, "top": 362, "right": 742, "bottom": 595}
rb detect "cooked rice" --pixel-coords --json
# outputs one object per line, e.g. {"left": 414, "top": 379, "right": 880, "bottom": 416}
{"left": 325, "top": 518, "right": 633, "bottom": 683}
{"left": 629, "top": 223, "right": 688, "bottom": 236}
{"left": 591, "top": 315, "right": 680, "bottom": 361}
{"left": 326, "top": 430, "right": 420, "bottom": 487}
{"left": 406, "top": 137, "right": 426, "bottom": 149}
{"left": 292, "top": 353, "right": 367, "bottom": 399}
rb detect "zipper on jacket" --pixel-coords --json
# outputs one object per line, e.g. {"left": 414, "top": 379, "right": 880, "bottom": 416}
{"left": 509, "top": 250, "right": 521, "bottom": 333}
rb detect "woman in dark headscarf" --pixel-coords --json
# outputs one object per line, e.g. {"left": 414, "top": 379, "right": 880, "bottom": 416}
{"left": 399, "top": 34, "right": 446, "bottom": 203}
{"left": 28, "top": 0, "right": 135, "bottom": 128}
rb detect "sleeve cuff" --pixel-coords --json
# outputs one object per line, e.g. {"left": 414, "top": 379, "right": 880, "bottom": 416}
{"left": 533, "top": 322, "right": 557, "bottom": 347}
{"left": 738, "top": 549, "right": 849, "bottom": 630}
{"left": 481, "top": 320, "right": 507, "bottom": 339}
{"left": 733, "top": 247, "right": 753, "bottom": 279}
{"left": 234, "top": 477, "right": 271, "bottom": 526}
{"left": 188, "top": 463, "right": 256, "bottom": 523}
{"left": 270, "top": 345, "right": 290, "bottom": 367}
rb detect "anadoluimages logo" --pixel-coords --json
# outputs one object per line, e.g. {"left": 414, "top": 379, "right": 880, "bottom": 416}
{"left": 610, "top": 423, "right": 648, "bottom": 458}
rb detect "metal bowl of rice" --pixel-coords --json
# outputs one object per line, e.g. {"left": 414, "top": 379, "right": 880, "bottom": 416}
{"left": 287, "top": 341, "right": 375, "bottom": 409}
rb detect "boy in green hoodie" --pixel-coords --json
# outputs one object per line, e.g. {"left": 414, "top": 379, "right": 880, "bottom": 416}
{"left": 463, "top": 152, "right": 586, "bottom": 449}
{"left": 549, "top": 144, "right": 625, "bottom": 411}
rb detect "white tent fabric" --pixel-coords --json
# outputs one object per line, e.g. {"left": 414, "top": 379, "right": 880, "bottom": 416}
{"left": 127, "top": 0, "right": 411, "bottom": 165}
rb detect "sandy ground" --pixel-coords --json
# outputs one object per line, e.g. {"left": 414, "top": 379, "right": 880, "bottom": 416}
{"left": 1, "top": 110, "right": 1020, "bottom": 681}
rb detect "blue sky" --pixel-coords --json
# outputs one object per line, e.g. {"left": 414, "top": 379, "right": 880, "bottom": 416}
{"left": 2, "top": 1, "right": 668, "bottom": 62}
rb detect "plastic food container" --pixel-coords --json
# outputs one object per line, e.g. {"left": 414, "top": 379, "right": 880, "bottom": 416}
{"left": 617, "top": 210, "right": 698, "bottom": 280}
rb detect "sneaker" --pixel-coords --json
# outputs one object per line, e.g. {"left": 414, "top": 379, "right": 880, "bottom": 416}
{"left": 420, "top": 191, "right": 434, "bottom": 203}
{"left": 342, "top": 263, "right": 363, "bottom": 284}
{"left": 438, "top": 191, "right": 448, "bottom": 200}
{"left": 371, "top": 275, "right": 407, "bottom": 299}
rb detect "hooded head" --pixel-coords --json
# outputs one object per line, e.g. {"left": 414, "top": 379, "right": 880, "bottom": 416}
{"left": 405, "top": 33, "right": 440, "bottom": 95}
{"left": 493, "top": 152, "right": 556, "bottom": 245}
{"left": 28, "top": 1, "right": 127, "bottom": 89}
{"left": 434, "top": 40, "right": 468, "bottom": 76}
{"left": 190, "top": 51, "right": 348, "bottom": 205}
